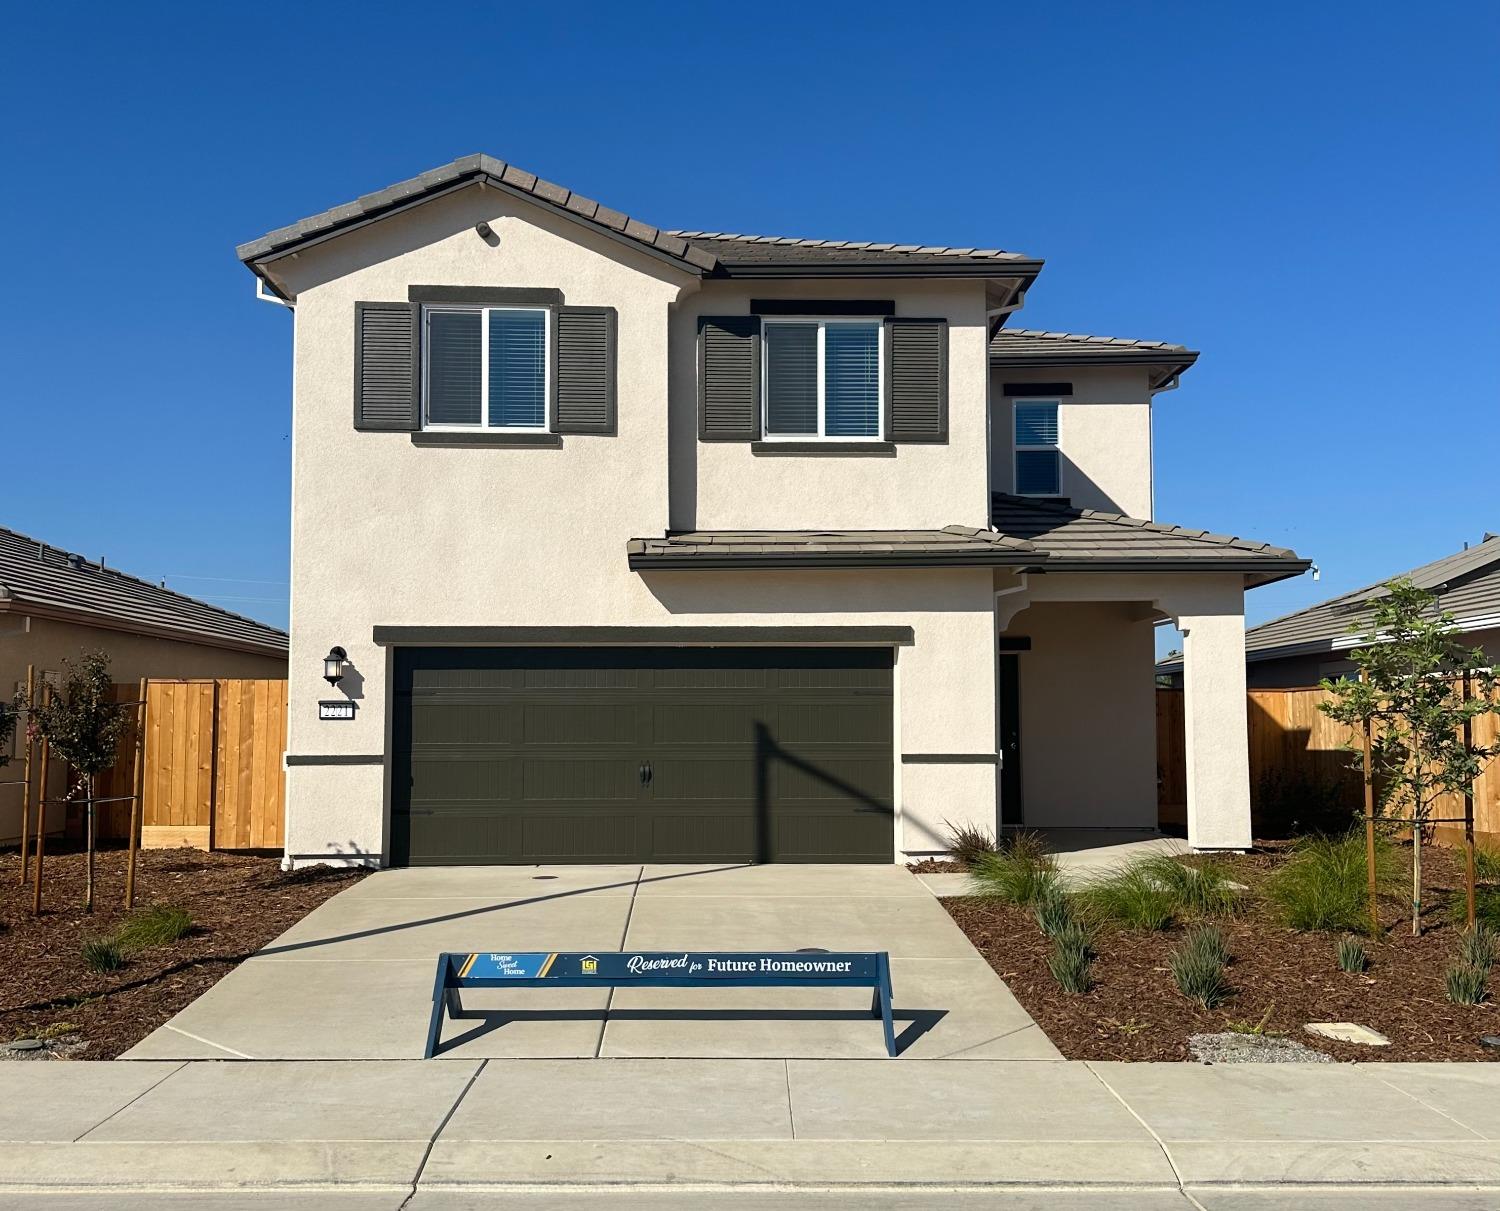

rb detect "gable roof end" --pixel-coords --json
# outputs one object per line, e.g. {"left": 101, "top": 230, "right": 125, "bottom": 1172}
{"left": 239, "top": 155, "right": 1044, "bottom": 296}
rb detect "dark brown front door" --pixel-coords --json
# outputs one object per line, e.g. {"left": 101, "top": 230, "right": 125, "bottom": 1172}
{"left": 391, "top": 646, "right": 894, "bottom": 865}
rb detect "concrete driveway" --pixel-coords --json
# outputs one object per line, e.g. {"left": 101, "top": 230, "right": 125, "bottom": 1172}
{"left": 125, "top": 864, "right": 1056, "bottom": 1061}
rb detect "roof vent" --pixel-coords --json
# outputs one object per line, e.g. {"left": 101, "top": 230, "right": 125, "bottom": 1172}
{"left": 67, "top": 553, "right": 84, "bottom": 570}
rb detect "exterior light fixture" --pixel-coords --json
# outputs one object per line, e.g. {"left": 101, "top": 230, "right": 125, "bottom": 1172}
{"left": 323, "top": 646, "right": 348, "bottom": 687}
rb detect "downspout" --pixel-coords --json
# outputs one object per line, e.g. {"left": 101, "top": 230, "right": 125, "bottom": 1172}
{"left": 1145, "top": 372, "right": 1183, "bottom": 521}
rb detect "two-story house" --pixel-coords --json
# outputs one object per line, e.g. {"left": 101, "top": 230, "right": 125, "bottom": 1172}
{"left": 239, "top": 154, "right": 1306, "bottom": 868}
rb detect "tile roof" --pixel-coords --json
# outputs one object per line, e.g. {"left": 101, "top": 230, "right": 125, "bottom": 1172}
{"left": 671, "top": 232, "right": 1035, "bottom": 269}
{"left": 1214, "top": 535, "right": 1500, "bottom": 666}
{"left": 990, "top": 329, "right": 1198, "bottom": 387}
{"left": 0, "top": 526, "right": 288, "bottom": 657}
{"left": 237, "top": 155, "right": 1043, "bottom": 289}
{"left": 628, "top": 501, "right": 1307, "bottom": 582}
{"left": 628, "top": 527, "right": 1036, "bottom": 570}
{"left": 989, "top": 495, "right": 1308, "bottom": 584}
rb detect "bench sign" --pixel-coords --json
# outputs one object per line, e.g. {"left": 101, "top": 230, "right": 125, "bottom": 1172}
{"left": 425, "top": 950, "right": 896, "bottom": 1057}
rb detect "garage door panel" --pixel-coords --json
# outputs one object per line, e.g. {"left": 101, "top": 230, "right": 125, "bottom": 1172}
{"left": 410, "top": 755, "right": 515, "bottom": 801}
{"left": 409, "top": 703, "right": 523, "bottom": 746}
{"left": 524, "top": 703, "right": 643, "bottom": 746}
{"left": 521, "top": 813, "right": 637, "bottom": 862}
{"left": 393, "top": 646, "right": 893, "bottom": 865}
{"left": 651, "top": 814, "right": 757, "bottom": 861}
{"left": 776, "top": 754, "right": 893, "bottom": 802}
{"left": 521, "top": 758, "right": 643, "bottom": 801}
{"left": 776, "top": 702, "right": 891, "bottom": 745}
{"left": 651, "top": 703, "right": 768, "bottom": 746}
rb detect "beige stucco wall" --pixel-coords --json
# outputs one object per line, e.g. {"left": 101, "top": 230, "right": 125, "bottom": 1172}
{"left": 271, "top": 188, "right": 1000, "bottom": 865}
{"left": 989, "top": 365, "right": 1155, "bottom": 518}
{"left": 1004, "top": 601, "right": 1159, "bottom": 830}
{"left": 672, "top": 279, "right": 993, "bottom": 532}
{"left": 0, "top": 614, "right": 286, "bottom": 843}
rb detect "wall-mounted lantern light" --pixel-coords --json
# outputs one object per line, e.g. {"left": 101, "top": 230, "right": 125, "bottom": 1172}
{"left": 323, "top": 646, "right": 348, "bottom": 687}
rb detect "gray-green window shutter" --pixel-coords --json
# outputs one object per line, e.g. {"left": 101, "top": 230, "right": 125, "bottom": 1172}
{"left": 554, "top": 306, "right": 617, "bottom": 435}
{"left": 698, "top": 315, "right": 762, "bottom": 441}
{"left": 884, "top": 317, "right": 948, "bottom": 443}
{"left": 354, "top": 302, "right": 421, "bottom": 431}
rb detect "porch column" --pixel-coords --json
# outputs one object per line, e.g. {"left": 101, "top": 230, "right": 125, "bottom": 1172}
{"left": 1169, "top": 580, "right": 1252, "bottom": 851}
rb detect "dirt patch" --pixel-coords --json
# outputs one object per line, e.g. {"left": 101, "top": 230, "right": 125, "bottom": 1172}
{"left": 906, "top": 859, "right": 967, "bottom": 874}
{"left": 945, "top": 843, "right": 1499, "bottom": 1062}
{"left": 0, "top": 845, "right": 364, "bottom": 1058}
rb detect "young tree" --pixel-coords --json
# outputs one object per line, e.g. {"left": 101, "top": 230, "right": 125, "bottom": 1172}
{"left": 1320, "top": 579, "right": 1500, "bottom": 935}
{"left": 27, "top": 651, "right": 128, "bottom": 912}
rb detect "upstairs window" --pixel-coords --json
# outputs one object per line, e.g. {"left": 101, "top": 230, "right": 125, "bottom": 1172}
{"left": 763, "top": 319, "right": 882, "bottom": 439}
{"left": 1014, "top": 401, "right": 1060, "bottom": 495}
{"left": 424, "top": 306, "right": 549, "bottom": 430}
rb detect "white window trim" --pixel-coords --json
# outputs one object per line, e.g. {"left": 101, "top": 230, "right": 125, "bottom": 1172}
{"left": 1013, "top": 399, "right": 1062, "bottom": 497}
{"left": 760, "top": 317, "right": 885, "bottom": 441}
{"left": 422, "top": 304, "right": 552, "bottom": 432}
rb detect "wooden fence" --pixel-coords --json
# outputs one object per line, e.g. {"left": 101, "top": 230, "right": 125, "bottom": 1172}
{"left": 94, "top": 679, "right": 287, "bottom": 851}
{"left": 1157, "top": 685, "right": 1500, "bottom": 844}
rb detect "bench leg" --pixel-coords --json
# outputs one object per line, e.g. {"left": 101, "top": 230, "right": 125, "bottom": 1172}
{"left": 876, "top": 952, "right": 896, "bottom": 1058}
{"left": 424, "top": 955, "right": 455, "bottom": 1059}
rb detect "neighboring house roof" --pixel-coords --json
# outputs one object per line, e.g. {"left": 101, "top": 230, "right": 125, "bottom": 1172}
{"left": 989, "top": 329, "right": 1199, "bottom": 390}
{"left": 989, "top": 495, "right": 1308, "bottom": 585}
{"left": 1158, "top": 534, "right": 1500, "bottom": 673}
{"left": 238, "top": 154, "right": 1044, "bottom": 297}
{"left": 628, "top": 500, "right": 1307, "bottom": 583}
{"left": 0, "top": 527, "right": 288, "bottom": 658}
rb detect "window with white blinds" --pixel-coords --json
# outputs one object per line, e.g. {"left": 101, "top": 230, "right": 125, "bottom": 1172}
{"left": 424, "top": 306, "right": 549, "bottom": 430}
{"left": 1014, "top": 401, "right": 1061, "bottom": 495}
{"left": 763, "top": 319, "right": 882, "bottom": 439}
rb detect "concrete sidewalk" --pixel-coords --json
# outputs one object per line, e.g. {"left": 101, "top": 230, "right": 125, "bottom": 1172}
{"left": 2, "top": 1059, "right": 1498, "bottom": 1204}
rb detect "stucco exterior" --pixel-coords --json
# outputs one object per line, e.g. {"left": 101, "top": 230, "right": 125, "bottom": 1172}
{"left": 0, "top": 614, "right": 286, "bottom": 843}
{"left": 989, "top": 365, "right": 1156, "bottom": 519}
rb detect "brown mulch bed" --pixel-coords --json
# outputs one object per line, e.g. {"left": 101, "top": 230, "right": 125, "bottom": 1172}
{"left": 0, "top": 845, "right": 364, "bottom": 1059}
{"left": 946, "top": 842, "right": 1499, "bottom": 1062}
{"left": 906, "top": 858, "right": 967, "bottom": 874}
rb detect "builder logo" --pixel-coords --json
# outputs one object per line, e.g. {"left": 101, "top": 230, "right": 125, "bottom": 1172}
{"left": 580, "top": 955, "right": 599, "bottom": 974}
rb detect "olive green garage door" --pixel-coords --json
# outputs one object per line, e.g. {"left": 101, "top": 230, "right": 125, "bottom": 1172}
{"left": 391, "top": 647, "right": 895, "bottom": 865}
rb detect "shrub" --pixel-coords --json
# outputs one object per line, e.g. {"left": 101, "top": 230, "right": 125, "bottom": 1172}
{"left": 1075, "top": 862, "right": 1177, "bottom": 931}
{"left": 115, "top": 906, "right": 193, "bottom": 951}
{"left": 1136, "top": 854, "right": 1239, "bottom": 918}
{"left": 1265, "top": 832, "right": 1394, "bottom": 933}
{"left": 1255, "top": 767, "right": 1357, "bottom": 838}
{"left": 969, "top": 832, "right": 1059, "bottom": 907}
{"left": 1477, "top": 844, "right": 1500, "bottom": 884}
{"left": 1047, "top": 928, "right": 1094, "bottom": 994}
{"left": 1445, "top": 962, "right": 1488, "bottom": 1005}
{"left": 1169, "top": 928, "right": 1231, "bottom": 1008}
{"left": 943, "top": 820, "right": 998, "bottom": 867}
{"left": 1336, "top": 935, "right": 1369, "bottom": 973}
{"left": 81, "top": 938, "right": 125, "bottom": 973}
{"left": 1457, "top": 922, "right": 1496, "bottom": 975}
{"left": 1033, "top": 886, "right": 1076, "bottom": 937}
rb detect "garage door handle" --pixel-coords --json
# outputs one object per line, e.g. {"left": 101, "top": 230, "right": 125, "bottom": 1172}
{"left": 639, "top": 760, "right": 653, "bottom": 787}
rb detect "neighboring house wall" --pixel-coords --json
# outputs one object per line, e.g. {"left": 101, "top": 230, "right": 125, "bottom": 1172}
{"left": 1006, "top": 601, "right": 1158, "bottom": 831}
{"left": 0, "top": 615, "right": 286, "bottom": 842}
{"left": 671, "top": 279, "right": 992, "bottom": 532}
{"left": 988, "top": 365, "right": 1154, "bottom": 518}
{"left": 272, "top": 187, "right": 999, "bottom": 865}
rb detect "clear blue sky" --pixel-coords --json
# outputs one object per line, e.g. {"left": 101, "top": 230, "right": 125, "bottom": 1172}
{"left": 3, "top": 3, "right": 1494, "bottom": 650}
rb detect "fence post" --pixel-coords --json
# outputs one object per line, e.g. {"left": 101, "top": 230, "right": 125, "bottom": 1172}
{"left": 31, "top": 684, "right": 51, "bottom": 916}
{"left": 125, "top": 678, "right": 148, "bottom": 910}
{"left": 17, "top": 665, "right": 34, "bottom": 884}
